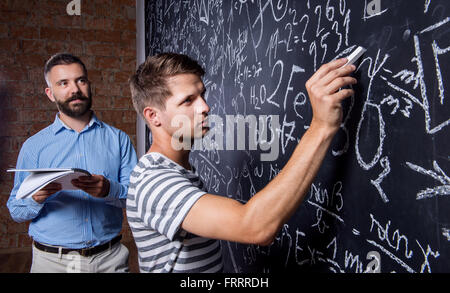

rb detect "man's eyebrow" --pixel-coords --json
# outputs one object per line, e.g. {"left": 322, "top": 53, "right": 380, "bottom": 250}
{"left": 175, "top": 84, "right": 206, "bottom": 102}
{"left": 178, "top": 93, "right": 194, "bottom": 103}
{"left": 56, "top": 79, "right": 68, "bottom": 84}
{"left": 56, "top": 75, "right": 87, "bottom": 84}
{"left": 76, "top": 75, "right": 88, "bottom": 81}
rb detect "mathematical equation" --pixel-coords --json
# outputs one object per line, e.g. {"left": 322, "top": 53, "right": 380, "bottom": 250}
{"left": 145, "top": 0, "right": 450, "bottom": 272}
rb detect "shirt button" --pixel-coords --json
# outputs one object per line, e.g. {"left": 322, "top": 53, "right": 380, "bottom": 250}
{"left": 85, "top": 218, "right": 88, "bottom": 222}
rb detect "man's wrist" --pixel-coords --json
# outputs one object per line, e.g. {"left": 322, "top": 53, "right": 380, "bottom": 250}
{"left": 308, "top": 119, "right": 339, "bottom": 142}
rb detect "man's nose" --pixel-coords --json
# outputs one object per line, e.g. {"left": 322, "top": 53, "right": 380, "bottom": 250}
{"left": 69, "top": 81, "right": 81, "bottom": 94}
{"left": 198, "top": 96, "right": 210, "bottom": 115}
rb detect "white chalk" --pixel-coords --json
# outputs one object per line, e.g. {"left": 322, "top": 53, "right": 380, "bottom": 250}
{"left": 342, "top": 46, "right": 367, "bottom": 67}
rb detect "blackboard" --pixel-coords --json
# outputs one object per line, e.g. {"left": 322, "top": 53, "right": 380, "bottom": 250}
{"left": 144, "top": 0, "right": 449, "bottom": 273}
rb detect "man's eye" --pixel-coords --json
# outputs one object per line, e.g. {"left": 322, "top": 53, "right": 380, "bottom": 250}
{"left": 59, "top": 81, "right": 67, "bottom": 86}
{"left": 78, "top": 79, "right": 87, "bottom": 84}
{"left": 183, "top": 98, "right": 192, "bottom": 104}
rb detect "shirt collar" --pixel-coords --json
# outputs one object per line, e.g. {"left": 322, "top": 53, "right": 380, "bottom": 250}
{"left": 146, "top": 152, "right": 195, "bottom": 174}
{"left": 51, "top": 112, "right": 102, "bottom": 134}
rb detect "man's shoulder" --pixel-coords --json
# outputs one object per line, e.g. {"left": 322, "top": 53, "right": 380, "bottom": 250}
{"left": 129, "top": 154, "right": 188, "bottom": 187}
{"left": 97, "top": 120, "right": 122, "bottom": 134}
{"left": 97, "top": 120, "right": 131, "bottom": 140}
{"left": 133, "top": 154, "right": 179, "bottom": 175}
{"left": 128, "top": 157, "right": 180, "bottom": 203}
{"left": 22, "top": 124, "right": 53, "bottom": 147}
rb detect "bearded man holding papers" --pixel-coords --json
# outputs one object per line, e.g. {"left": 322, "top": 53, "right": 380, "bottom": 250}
{"left": 6, "top": 53, "right": 137, "bottom": 273}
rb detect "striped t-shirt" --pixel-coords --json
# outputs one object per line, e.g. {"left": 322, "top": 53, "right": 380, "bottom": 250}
{"left": 126, "top": 152, "right": 223, "bottom": 273}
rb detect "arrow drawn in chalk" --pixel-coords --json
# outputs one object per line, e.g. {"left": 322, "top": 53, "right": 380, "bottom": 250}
{"left": 405, "top": 160, "right": 450, "bottom": 200}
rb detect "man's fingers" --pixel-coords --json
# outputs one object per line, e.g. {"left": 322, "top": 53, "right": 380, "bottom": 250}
{"left": 33, "top": 184, "right": 61, "bottom": 203}
{"left": 37, "top": 183, "right": 61, "bottom": 195}
{"left": 317, "top": 64, "right": 356, "bottom": 87}
{"left": 41, "top": 189, "right": 61, "bottom": 195}
{"left": 73, "top": 175, "right": 100, "bottom": 186}
{"left": 325, "top": 76, "right": 357, "bottom": 94}
{"left": 43, "top": 182, "right": 62, "bottom": 189}
{"left": 32, "top": 194, "right": 49, "bottom": 204}
{"left": 72, "top": 181, "right": 101, "bottom": 188}
{"left": 306, "top": 58, "right": 348, "bottom": 86}
{"left": 73, "top": 175, "right": 109, "bottom": 198}
{"left": 77, "top": 175, "right": 97, "bottom": 182}
{"left": 332, "top": 88, "right": 355, "bottom": 101}
{"left": 34, "top": 191, "right": 51, "bottom": 197}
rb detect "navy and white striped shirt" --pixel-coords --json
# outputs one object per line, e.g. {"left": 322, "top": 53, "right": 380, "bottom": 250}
{"left": 126, "top": 152, "right": 223, "bottom": 273}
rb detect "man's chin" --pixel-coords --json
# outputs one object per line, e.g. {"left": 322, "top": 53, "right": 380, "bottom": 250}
{"left": 60, "top": 108, "right": 91, "bottom": 118}
{"left": 56, "top": 96, "right": 92, "bottom": 118}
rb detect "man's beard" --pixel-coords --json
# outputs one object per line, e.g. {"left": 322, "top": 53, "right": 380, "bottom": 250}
{"left": 54, "top": 91, "right": 92, "bottom": 118}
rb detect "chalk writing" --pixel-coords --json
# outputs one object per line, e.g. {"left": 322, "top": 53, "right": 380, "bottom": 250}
{"left": 406, "top": 161, "right": 450, "bottom": 200}
{"left": 145, "top": 0, "right": 449, "bottom": 273}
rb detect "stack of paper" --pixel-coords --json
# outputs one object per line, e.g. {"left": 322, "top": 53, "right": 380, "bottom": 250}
{"left": 7, "top": 168, "right": 91, "bottom": 199}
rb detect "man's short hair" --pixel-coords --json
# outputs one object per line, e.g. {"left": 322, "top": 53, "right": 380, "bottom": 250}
{"left": 44, "top": 53, "right": 87, "bottom": 86}
{"left": 129, "top": 52, "right": 205, "bottom": 116}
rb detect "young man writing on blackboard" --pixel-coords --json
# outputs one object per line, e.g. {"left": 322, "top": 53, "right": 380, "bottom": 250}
{"left": 127, "top": 53, "right": 357, "bottom": 272}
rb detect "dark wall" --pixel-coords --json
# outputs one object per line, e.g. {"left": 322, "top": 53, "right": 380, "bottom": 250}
{"left": 144, "top": 0, "right": 449, "bottom": 273}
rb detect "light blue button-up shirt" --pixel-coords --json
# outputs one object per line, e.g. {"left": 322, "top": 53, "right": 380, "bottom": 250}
{"left": 7, "top": 113, "right": 138, "bottom": 249}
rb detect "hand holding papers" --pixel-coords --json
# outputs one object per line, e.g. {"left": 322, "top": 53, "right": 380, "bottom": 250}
{"left": 7, "top": 168, "right": 91, "bottom": 199}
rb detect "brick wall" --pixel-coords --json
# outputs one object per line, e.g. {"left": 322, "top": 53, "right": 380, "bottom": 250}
{"left": 0, "top": 0, "right": 138, "bottom": 272}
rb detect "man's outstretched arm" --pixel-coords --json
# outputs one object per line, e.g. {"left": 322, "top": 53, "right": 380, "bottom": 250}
{"left": 182, "top": 58, "right": 357, "bottom": 245}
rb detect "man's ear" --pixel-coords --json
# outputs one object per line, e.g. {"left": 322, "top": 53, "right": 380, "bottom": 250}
{"left": 45, "top": 87, "right": 55, "bottom": 102}
{"left": 143, "top": 106, "right": 161, "bottom": 127}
